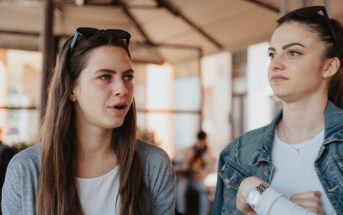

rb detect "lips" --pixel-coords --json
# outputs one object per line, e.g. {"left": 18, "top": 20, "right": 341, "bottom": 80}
{"left": 271, "top": 74, "right": 288, "bottom": 81}
{"left": 107, "top": 102, "right": 129, "bottom": 115}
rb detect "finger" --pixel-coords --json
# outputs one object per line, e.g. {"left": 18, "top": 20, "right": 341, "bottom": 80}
{"left": 291, "top": 191, "right": 321, "bottom": 200}
{"left": 236, "top": 194, "right": 250, "bottom": 211}
{"left": 242, "top": 207, "right": 258, "bottom": 215}
{"left": 303, "top": 206, "right": 326, "bottom": 215}
{"left": 294, "top": 198, "right": 322, "bottom": 208}
{"left": 294, "top": 199, "right": 325, "bottom": 215}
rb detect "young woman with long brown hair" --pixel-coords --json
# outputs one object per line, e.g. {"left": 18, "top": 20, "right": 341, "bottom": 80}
{"left": 2, "top": 28, "right": 176, "bottom": 215}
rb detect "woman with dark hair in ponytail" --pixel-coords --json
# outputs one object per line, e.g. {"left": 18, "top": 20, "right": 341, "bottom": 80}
{"left": 213, "top": 6, "right": 343, "bottom": 215}
{"left": 2, "top": 28, "right": 176, "bottom": 215}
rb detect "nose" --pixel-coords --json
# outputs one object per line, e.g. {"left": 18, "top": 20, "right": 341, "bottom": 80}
{"left": 270, "top": 55, "right": 285, "bottom": 71}
{"left": 112, "top": 79, "right": 128, "bottom": 97}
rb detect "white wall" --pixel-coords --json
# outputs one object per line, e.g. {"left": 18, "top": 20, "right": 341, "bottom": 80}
{"left": 201, "top": 52, "right": 232, "bottom": 155}
{"left": 246, "top": 42, "right": 273, "bottom": 131}
{"left": 173, "top": 77, "right": 201, "bottom": 150}
{"left": 146, "top": 64, "right": 174, "bottom": 156}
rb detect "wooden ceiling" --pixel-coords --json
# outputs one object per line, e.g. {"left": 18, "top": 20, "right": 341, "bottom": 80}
{"left": 0, "top": 0, "right": 342, "bottom": 64}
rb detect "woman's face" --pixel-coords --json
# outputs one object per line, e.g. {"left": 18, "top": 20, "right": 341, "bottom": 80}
{"left": 268, "top": 22, "right": 328, "bottom": 102}
{"left": 72, "top": 46, "right": 134, "bottom": 129}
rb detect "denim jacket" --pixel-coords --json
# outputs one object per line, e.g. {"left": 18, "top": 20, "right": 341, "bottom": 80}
{"left": 212, "top": 101, "right": 343, "bottom": 215}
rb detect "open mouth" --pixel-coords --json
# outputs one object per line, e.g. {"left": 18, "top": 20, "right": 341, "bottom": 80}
{"left": 114, "top": 105, "right": 126, "bottom": 109}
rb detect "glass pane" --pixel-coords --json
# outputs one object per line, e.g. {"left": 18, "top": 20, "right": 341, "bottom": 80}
{"left": 0, "top": 109, "right": 39, "bottom": 145}
{"left": 0, "top": 49, "right": 42, "bottom": 145}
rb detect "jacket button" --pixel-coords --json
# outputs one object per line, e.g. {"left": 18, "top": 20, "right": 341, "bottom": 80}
{"left": 263, "top": 168, "right": 269, "bottom": 176}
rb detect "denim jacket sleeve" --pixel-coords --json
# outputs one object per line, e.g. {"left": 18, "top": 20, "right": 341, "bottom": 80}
{"left": 212, "top": 146, "right": 248, "bottom": 215}
{"left": 212, "top": 125, "right": 273, "bottom": 215}
{"left": 212, "top": 152, "right": 225, "bottom": 215}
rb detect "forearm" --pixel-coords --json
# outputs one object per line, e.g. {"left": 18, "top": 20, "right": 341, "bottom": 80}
{"left": 254, "top": 187, "right": 318, "bottom": 215}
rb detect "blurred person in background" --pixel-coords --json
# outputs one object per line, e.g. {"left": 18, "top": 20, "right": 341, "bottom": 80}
{"left": 213, "top": 6, "right": 343, "bottom": 215}
{"left": 2, "top": 28, "right": 175, "bottom": 215}
{"left": 175, "top": 130, "right": 215, "bottom": 215}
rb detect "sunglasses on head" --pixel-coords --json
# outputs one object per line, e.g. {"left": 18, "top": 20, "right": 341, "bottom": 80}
{"left": 70, "top": 27, "right": 131, "bottom": 51}
{"left": 277, "top": 6, "right": 338, "bottom": 45}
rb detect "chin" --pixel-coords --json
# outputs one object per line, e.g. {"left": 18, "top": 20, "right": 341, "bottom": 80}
{"left": 273, "top": 88, "right": 289, "bottom": 99}
{"left": 102, "top": 119, "right": 125, "bottom": 129}
{"left": 274, "top": 93, "right": 296, "bottom": 104}
{"left": 111, "top": 121, "right": 125, "bottom": 129}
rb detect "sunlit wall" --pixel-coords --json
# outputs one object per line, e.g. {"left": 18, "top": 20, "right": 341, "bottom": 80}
{"left": 246, "top": 42, "right": 273, "bottom": 131}
{"left": 173, "top": 76, "right": 201, "bottom": 150}
{"left": 202, "top": 52, "right": 232, "bottom": 156}
{"left": 0, "top": 49, "right": 7, "bottom": 141}
{"left": 146, "top": 64, "right": 174, "bottom": 157}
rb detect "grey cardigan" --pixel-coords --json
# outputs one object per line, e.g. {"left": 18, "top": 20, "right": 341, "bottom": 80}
{"left": 2, "top": 140, "right": 176, "bottom": 215}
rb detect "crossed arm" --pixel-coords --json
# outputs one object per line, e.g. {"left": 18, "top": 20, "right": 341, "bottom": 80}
{"left": 236, "top": 176, "right": 325, "bottom": 215}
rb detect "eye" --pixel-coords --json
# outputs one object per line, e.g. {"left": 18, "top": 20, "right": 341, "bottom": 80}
{"left": 124, "top": 73, "right": 134, "bottom": 81}
{"left": 99, "top": 74, "right": 112, "bottom": 80}
{"left": 268, "top": 52, "right": 276, "bottom": 59}
{"left": 288, "top": 50, "right": 301, "bottom": 57}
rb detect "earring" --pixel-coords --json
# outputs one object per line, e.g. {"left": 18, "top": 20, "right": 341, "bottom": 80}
{"left": 322, "top": 72, "right": 328, "bottom": 78}
{"left": 69, "top": 95, "right": 77, "bottom": 102}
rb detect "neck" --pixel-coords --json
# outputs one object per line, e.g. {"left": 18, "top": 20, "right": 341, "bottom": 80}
{"left": 74, "top": 118, "right": 118, "bottom": 178}
{"left": 278, "top": 95, "right": 327, "bottom": 144}
{"left": 75, "top": 124, "right": 114, "bottom": 159}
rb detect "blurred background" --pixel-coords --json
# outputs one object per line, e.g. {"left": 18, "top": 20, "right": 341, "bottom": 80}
{"left": 0, "top": 0, "right": 342, "bottom": 213}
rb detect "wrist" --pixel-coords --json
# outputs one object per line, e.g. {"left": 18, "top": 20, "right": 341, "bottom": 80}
{"left": 246, "top": 182, "right": 269, "bottom": 209}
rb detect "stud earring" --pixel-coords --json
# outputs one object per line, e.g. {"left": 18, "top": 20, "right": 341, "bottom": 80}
{"left": 322, "top": 72, "right": 328, "bottom": 78}
{"left": 69, "top": 95, "right": 77, "bottom": 102}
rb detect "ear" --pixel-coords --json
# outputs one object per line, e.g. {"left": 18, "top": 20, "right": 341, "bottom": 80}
{"left": 322, "top": 57, "right": 340, "bottom": 79}
{"left": 69, "top": 88, "right": 77, "bottom": 102}
{"left": 69, "top": 94, "right": 77, "bottom": 102}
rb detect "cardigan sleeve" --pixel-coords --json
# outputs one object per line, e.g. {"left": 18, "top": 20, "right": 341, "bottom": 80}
{"left": 2, "top": 156, "right": 24, "bottom": 215}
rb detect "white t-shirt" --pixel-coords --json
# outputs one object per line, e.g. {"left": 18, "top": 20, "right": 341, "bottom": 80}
{"left": 255, "top": 129, "right": 336, "bottom": 215}
{"left": 76, "top": 166, "right": 120, "bottom": 215}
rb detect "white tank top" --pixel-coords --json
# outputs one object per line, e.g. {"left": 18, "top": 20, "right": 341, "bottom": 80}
{"left": 76, "top": 166, "right": 121, "bottom": 215}
{"left": 271, "top": 129, "right": 336, "bottom": 215}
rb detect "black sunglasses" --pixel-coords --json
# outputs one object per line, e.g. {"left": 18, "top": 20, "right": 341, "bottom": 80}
{"left": 277, "top": 6, "right": 338, "bottom": 45}
{"left": 70, "top": 27, "right": 131, "bottom": 51}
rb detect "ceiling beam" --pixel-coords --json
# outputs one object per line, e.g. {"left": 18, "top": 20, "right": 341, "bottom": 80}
{"left": 0, "top": 30, "right": 202, "bottom": 51}
{"left": 0, "top": 30, "right": 39, "bottom": 37}
{"left": 115, "top": 0, "right": 154, "bottom": 46}
{"left": 77, "top": 2, "right": 158, "bottom": 9}
{"left": 242, "top": 0, "right": 279, "bottom": 13}
{"left": 156, "top": 0, "right": 223, "bottom": 49}
{"left": 114, "top": 0, "right": 166, "bottom": 63}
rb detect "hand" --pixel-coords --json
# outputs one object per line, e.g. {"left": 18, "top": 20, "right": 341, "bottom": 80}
{"left": 236, "top": 176, "right": 264, "bottom": 215}
{"left": 290, "top": 191, "right": 326, "bottom": 215}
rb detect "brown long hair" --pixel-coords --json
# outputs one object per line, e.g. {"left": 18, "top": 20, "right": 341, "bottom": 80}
{"left": 277, "top": 7, "right": 343, "bottom": 109}
{"left": 37, "top": 30, "right": 150, "bottom": 215}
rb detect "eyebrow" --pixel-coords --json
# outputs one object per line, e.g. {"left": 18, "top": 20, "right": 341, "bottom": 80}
{"left": 95, "top": 68, "right": 134, "bottom": 74}
{"left": 268, "top": 43, "right": 305, "bottom": 51}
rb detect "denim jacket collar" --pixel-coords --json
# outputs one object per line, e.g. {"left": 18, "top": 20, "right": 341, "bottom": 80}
{"left": 323, "top": 101, "right": 343, "bottom": 144}
{"left": 250, "top": 101, "right": 343, "bottom": 166}
{"left": 250, "top": 110, "right": 282, "bottom": 166}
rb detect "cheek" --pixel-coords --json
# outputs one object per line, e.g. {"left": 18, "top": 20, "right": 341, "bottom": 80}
{"left": 128, "top": 84, "right": 134, "bottom": 98}
{"left": 76, "top": 82, "right": 108, "bottom": 106}
{"left": 267, "top": 66, "right": 273, "bottom": 83}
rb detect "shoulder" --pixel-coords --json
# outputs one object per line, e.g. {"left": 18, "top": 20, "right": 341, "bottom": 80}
{"left": 9, "top": 144, "right": 41, "bottom": 165}
{"left": 7, "top": 144, "right": 41, "bottom": 176}
{"left": 220, "top": 125, "right": 269, "bottom": 162}
{"left": 325, "top": 102, "right": 343, "bottom": 136}
{"left": 136, "top": 139, "right": 175, "bottom": 183}
{"left": 136, "top": 139, "right": 171, "bottom": 167}
{"left": 136, "top": 140, "right": 176, "bottom": 213}
{"left": 2, "top": 145, "right": 40, "bottom": 215}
